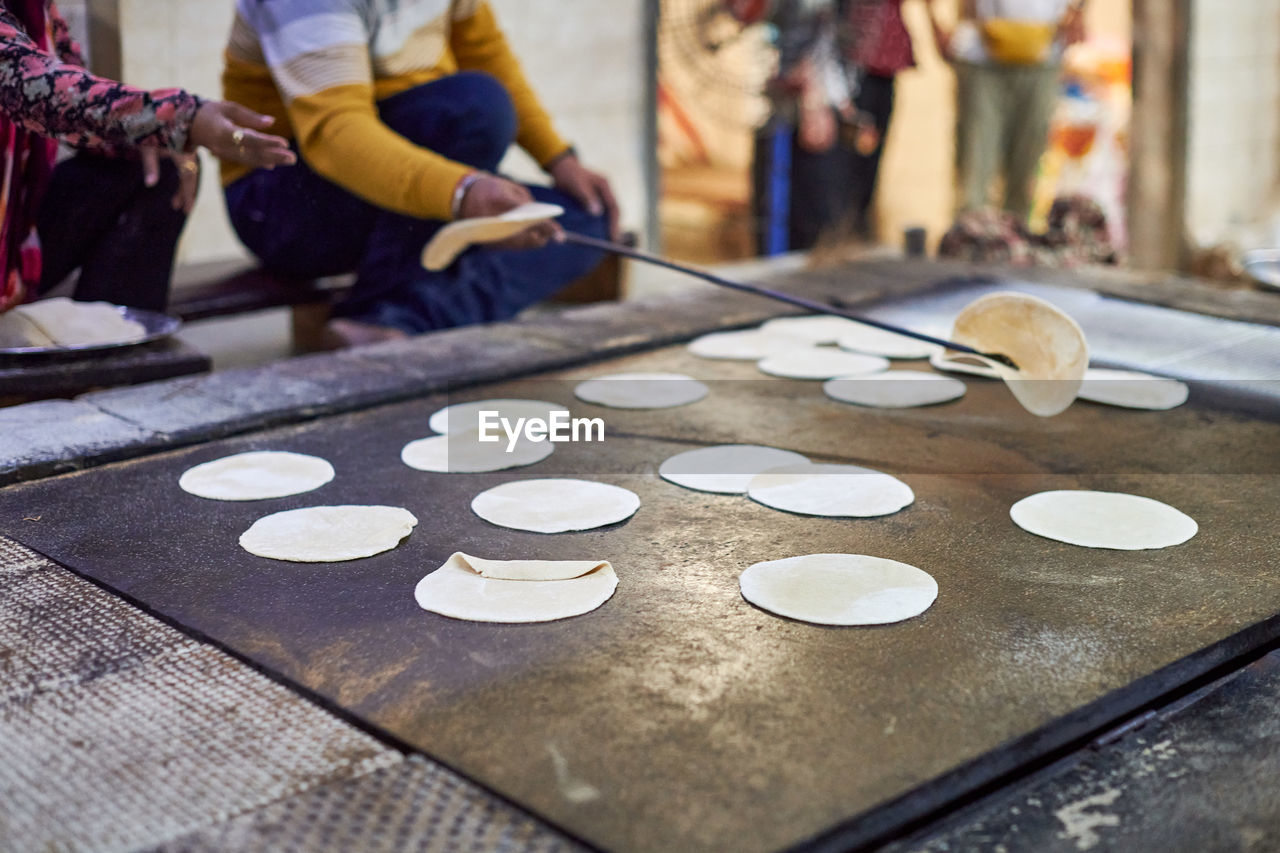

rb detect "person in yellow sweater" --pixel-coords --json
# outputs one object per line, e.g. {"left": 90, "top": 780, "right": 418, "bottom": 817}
{"left": 222, "top": 0, "right": 618, "bottom": 345}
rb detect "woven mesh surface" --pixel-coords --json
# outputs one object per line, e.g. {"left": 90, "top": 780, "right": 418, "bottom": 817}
{"left": 0, "top": 536, "right": 579, "bottom": 853}
{"left": 157, "top": 755, "right": 586, "bottom": 853}
{"left": 0, "top": 537, "right": 400, "bottom": 851}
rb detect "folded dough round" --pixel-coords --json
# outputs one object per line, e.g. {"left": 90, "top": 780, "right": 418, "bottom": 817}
{"left": 687, "top": 328, "right": 808, "bottom": 360}
{"left": 1077, "top": 368, "right": 1189, "bottom": 410}
{"left": 421, "top": 202, "right": 564, "bottom": 270}
{"left": 240, "top": 505, "right": 418, "bottom": 562}
{"left": 436, "top": 551, "right": 607, "bottom": 581}
{"left": 823, "top": 371, "right": 966, "bottom": 408}
{"left": 574, "top": 372, "right": 708, "bottom": 409}
{"left": 759, "top": 315, "right": 862, "bottom": 344}
{"left": 1010, "top": 490, "right": 1198, "bottom": 550}
{"left": 179, "top": 451, "right": 335, "bottom": 501}
{"left": 740, "top": 553, "right": 937, "bottom": 625}
{"left": 415, "top": 554, "right": 618, "bottom": 623}
{"left": 471, "top": 479, "right": 640, "bottom": 533}
{"left": 950, "top": 292, "right": 1089, "bottom": 417}
{"left": 836, "top": 325, "right": 943, "bottom": 359}
{"left": 659, "top": 444, "right": 809, "bottom": 494}
{"left": 747, "top": 463, "right": 914, "bottom": 517}
{"left": 757, "top": 347, "right": 889, "bottom": 380}
{"left": 428, "top": 398, "right": 564, "bottom": 435}
{"left": 400, "top": 428, "right": 553, "bottom": 473}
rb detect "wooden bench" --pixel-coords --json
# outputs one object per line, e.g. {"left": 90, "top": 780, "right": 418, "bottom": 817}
{"left": 169, "top": 234, "right": 633, "bottom": 351}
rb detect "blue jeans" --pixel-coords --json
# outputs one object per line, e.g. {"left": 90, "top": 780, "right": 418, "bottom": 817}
{"left": 225, "top": 72, "right": 607, "bottom": 333}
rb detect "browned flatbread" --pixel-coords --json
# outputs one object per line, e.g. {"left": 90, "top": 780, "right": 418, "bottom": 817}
{"left": 421, "top": 202, "right": 564, "bottom": 270}
{"left": 950, "top": 292, "right": 1089, "bottom": 417}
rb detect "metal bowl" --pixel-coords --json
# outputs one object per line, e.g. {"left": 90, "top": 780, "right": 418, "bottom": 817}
{"left": 1243, "top": 249, "right": 1280, "bottom": 292}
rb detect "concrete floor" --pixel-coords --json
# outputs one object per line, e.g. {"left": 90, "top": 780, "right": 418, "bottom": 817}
{"left": 168, "top": 253, "right": 822, "bottom": 373}
{"left": 174, "top": 307, "right": 294, "bottom": 372}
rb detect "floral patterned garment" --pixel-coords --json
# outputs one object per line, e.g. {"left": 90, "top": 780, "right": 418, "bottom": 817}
{"left": 0, "top": 0, "right": 203, "bottom": 312}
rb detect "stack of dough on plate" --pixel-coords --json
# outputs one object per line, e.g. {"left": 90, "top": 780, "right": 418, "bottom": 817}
{"left": 0, "top": 297, "right": 147, "bottom": 348}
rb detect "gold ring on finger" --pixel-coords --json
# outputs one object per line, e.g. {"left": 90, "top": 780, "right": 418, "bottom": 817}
{"left": 231, "top": 129, "right": 246, "bottom": 147}
{"left": 180, "top": 161, "right": 199, "bottom": 175}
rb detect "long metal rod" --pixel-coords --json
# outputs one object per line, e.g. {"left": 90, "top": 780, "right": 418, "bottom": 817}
{"left": 563, "top": 232, "right": 1013, "bottom": 366}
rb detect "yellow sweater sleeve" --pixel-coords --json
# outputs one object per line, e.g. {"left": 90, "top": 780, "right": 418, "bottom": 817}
{"left": 450, "top": 2, "right": 571, "bottom": 167}
{"left": 287, "top": 82, "right": 470, "bottom": 221}
{"left": 228, "top": 1, "right": 568, "bottom": 221}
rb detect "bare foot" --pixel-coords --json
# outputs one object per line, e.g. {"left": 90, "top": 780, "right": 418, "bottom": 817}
{"left": 320, "top": 317, "right": 409, "bottom": 350}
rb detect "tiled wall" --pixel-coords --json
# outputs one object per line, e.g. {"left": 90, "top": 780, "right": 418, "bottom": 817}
{"left": 110, "top": 1, "right": 651, "bottom": 265}
{"left": 1185, "top": 0, "right": 1280, "bottom": 249}
{"left": 115, "top": 0, "right": 240, "bottom": 264}
{"left": 55, "top": 0, "right": 89, "bottom": 62}
{"left": 490, "top": 0, "right": 650, "bottom": 236}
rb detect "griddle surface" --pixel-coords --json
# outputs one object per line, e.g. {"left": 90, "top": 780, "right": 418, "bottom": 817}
{"left": 3, "top": 345, "right": 1279, "bottom": 852}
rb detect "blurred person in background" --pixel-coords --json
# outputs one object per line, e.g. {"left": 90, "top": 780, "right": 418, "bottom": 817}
{"left": 935, "top": 0, "right": 1087, "bottom": 220}
{"left": 0, "top": 0, "right": 294, "bottom": 316}
{"left": 733, "top": 0, "right": 937, "bottom": 252}
{"left": 840, "top": 0, "right": 942, "bottom": 240}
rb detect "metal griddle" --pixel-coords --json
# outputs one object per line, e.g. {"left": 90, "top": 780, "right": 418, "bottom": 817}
{"left": 3, "top": 309, "right": 1279, "bottom": 852}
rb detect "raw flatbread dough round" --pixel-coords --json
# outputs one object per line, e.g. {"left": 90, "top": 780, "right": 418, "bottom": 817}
{"left": 574, "top": 372, "right": 708, "bottom": 409}
{"left": 747, "top": 463, "right": 914, "bottom": 517}
{"left": 687, "top": 328, "right": 808, "bottom": 360}
{"left": 471, "top": 479, "right": 640, "bottom": 533}
{"left": 950, "top": 292, "right": 1089, "bottom": 417}
{"left": 16, "top": 297, "right": 147, "bottom": 347}
{"left": 1010, "top": 490, "right": 1198, "bottom": 550}
{"left": 836, "top": 325, "right": 943, "bottom": 359}
{"left": 415, "top": 553, "right": 618, "bottom": 623}
{"left": 428, "top": 398, "right": 564, "bottom": 435}
{"left": 239, "top": 505, "right": 418, "bottom": 562}
{"left": 1077, "top": 368, "right": 1189, "bottom": 410}
{"left": 179, "top": 451, "right": 335, "bottom": 501}
{"left": 759, "top": 315, "right": 862, "bottom": 344}
{"left": 659, "top": 444, "right": 809, "bottom": 494}
{"left": 421, "top": 202, "right": 564, "bottom": 270}
{"left": 824, "top": 371, "right": 966, "bottom": 408}
{"left": 757, "top": 347, "right": 890, "bottom": 380}
{"left": 740, "top": 553, "right": 937, "bottom": 625}
{"left": 929, "top": 350, "right": 1000, "bottom": 379}
{"left": 400, "top": 428, "right": 553, "bottom": 473}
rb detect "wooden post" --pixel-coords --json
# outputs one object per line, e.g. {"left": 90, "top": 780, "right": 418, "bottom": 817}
{"left": 84, "top": 0, "right": 121, "bottom": 78}
{"left": 1127, "top": 0, "right": 1191, "bottom": 272}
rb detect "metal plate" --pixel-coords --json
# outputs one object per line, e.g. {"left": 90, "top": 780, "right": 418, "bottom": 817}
{"left": 0, "top": 305, "right": 181, "bottom": 357}
{"left": 2, "top": 337, "right": 1278, "bottom": 853}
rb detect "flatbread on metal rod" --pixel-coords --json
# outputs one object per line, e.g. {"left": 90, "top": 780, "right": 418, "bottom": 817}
{"left": 949, "top": 292, "right": 1089, "bottom": 417}
{"left": 421, "top": 202, "right": 564, "bottom": 270}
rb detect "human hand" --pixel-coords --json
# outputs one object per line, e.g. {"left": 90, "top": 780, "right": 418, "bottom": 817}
{"left": 139, "top": 148, "right": 201, "bottom": 213}
{"left": 548, "top": 152, "right": 619, "bottom": 239}
{"left": 457, "top": 173, "right": 561, "bottom": 251}
{"left": 189, "top": 101, "right": 296, "bottom": 169}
